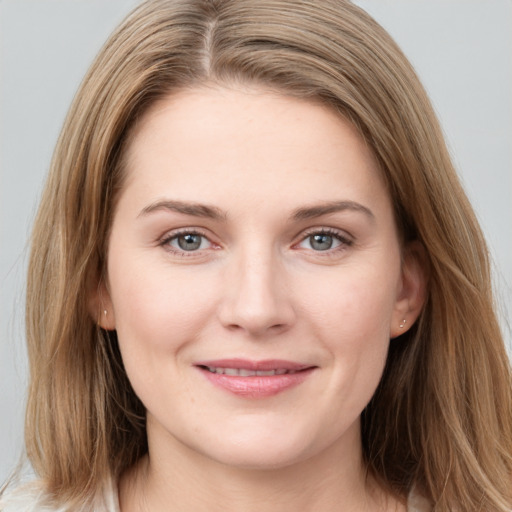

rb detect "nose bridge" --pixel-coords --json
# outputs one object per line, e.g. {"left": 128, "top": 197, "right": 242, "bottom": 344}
{"left": 218, "top": 240, "right": 294, "bottom": 335}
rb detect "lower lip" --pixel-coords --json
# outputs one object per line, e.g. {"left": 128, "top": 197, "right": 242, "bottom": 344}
{"left": 198, "top": 368, "right": 315, "bottom": 398}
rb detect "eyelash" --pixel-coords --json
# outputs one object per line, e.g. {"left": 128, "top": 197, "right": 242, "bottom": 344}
{"left": 158, "top": 227, "right": 353, "bottom": 257}
{"left": 159, "top": 228, "right": 215, "bottom": 257}
{"left": 296, "top": 228, "right": 353, "bottom": 254}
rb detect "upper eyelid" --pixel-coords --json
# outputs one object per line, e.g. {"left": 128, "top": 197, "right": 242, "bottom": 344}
{"left": 160, "top": 227, "right": 210, "bottom": 240}
{"left": 159, "top": 228, "right": 214, "bottom": 248}
{"left": 298, "top": 226, "right": 353, "bottom": 241}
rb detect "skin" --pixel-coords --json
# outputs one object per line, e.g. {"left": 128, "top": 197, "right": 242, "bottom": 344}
{"left": 95, "top": 85, "right": 425, "bottom": 511}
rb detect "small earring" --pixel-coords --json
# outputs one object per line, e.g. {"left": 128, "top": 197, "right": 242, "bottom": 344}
{"left": 399, "top": 319, "right": 406, "bottom": 328}
{"left": 103, "top": 310, "right": 107, "bottom": 317}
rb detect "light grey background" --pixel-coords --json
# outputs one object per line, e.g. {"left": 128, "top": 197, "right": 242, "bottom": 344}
{"left": 1, "top": 0, "right": 511, "bottom": 483}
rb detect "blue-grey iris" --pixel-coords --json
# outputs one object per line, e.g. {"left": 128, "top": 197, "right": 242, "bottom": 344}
{"left": 178, "top": 234, "right": 202, "bottom": 251}
{"left": 310, "top": 234, "right": 333, "bottom": 251}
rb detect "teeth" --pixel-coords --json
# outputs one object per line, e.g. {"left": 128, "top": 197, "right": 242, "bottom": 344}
{"left": 256, "top": 370, "right": 274, "bottom": 376}
{"left": 205, "top": 367, "right": 294, "bottom": 376}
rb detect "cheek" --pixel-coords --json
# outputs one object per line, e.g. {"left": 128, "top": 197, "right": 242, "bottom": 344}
{"left": 108, "top": 258, "right": 220, "bottom": 356}
{"left": 107, "top": 262, "right": 222, "bottom": 411}
{"left": 297, "top": 263, "right": 400, "bottom": 343}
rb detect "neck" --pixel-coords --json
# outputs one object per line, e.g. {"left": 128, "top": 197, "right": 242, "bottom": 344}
{"left": 119, "top": 420, "right": 403, "bottom": 512}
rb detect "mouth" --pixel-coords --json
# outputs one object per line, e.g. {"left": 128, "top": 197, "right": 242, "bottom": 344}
{"left": 200, "top": 366, "right": 299, "bottom": 376}
{"left": 194, "top": 359, "right": 316, "bottom": 398}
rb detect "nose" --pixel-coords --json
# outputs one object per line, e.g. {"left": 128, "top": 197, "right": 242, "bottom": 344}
{"left": 217, "top": 246, "right": 296, "bottom": 337}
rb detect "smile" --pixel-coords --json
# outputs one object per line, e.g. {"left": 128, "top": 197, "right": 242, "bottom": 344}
{"left": 203, "top": 367, "right": 297, "bottom": 376}
{"left": 195, "top": 359, "right": 316, "bottom": 398}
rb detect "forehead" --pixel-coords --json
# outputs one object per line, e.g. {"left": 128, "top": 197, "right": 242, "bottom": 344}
{"left": 120, "top": 85, "right": 388, "bottom": 213}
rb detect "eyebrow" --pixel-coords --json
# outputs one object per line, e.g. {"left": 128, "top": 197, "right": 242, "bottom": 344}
{"left": 138, "top": 199, "right": 374, "bottom": 222}
{"left": 138, "top": 200, "right": 227, "bottom": 221}
{"left": 291, "top": 201, "right": 375, "bottom": 222}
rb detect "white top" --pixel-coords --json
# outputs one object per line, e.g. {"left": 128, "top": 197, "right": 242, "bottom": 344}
{"left": 0, "top": 481, "right": 431, "bottom": 511}
{"left": 0, "top": 481, "right": 120, "bottom": 512}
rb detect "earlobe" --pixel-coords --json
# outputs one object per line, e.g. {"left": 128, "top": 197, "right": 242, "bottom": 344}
{"left": 99, "top": 306, "right": 116, "bottom": 330}
{"left": 390, "top": 241, "right": 428, "bottom": 339}
{"left": 88, "top": 276, "right": 116, "bottom": 330}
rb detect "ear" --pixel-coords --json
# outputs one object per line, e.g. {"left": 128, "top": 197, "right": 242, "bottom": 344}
{"left": 390, "top": 241, "right": 428, "bottom": 339}
{"left": 88, "top": 274, "right": 116, "bottom": 331}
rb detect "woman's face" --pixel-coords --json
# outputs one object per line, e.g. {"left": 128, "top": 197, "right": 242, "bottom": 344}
{"left": 100, "top": 86, "right": 422, "bottom": 470}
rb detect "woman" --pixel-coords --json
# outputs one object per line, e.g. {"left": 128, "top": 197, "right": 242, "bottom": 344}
{"left": 1, "top": 0, "right": 511, "bottom": 510}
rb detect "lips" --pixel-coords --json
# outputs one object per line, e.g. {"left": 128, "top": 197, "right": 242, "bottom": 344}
{"left": 195, "top": 359, "right": 316, "bottom": 398}
{"left": 204, "top": 367, "right": 294, "bottom": 376}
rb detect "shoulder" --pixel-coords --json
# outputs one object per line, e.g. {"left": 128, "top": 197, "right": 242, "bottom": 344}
{"left": 0, "top": 483, "right": 55, "bottom": 512}
{"left": 0, "top": 478, "right": 119, "bottom": 512}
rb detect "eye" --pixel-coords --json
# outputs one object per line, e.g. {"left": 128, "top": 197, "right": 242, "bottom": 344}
{"left": 297, "top": 229, "right": 351, "bottom": 252}
{"left": 306, "top": 233, "right": 339, "bottom": 251}
{"left": 162, "top": 231, "right": 213, "bottom": 253}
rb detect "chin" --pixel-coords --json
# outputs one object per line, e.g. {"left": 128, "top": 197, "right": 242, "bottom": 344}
{"left": 182, "top": 417, "right": 348, "bottom": 472}
{"left": 203, "top": 441, "right": 313, "bottom": 471}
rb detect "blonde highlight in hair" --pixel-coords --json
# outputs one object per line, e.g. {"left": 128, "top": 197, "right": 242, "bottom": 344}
{"left": 20, "top": 1, "right": 511, "bottom": 510}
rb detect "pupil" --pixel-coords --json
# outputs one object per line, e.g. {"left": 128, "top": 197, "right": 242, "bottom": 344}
{"left": 311, "top": 234, "right": 332, "bottom": 251}
{"left": 178, "top": 234, "right": 201, "bottom": 251}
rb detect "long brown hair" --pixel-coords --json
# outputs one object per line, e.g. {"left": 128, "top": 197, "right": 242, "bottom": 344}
{"left": 19, "top": 0, "right": 512, "bottom": 510}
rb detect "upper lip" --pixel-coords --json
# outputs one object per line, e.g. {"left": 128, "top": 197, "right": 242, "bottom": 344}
{"left": 194, "top": 358, "right": 314, "bottom": 372}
